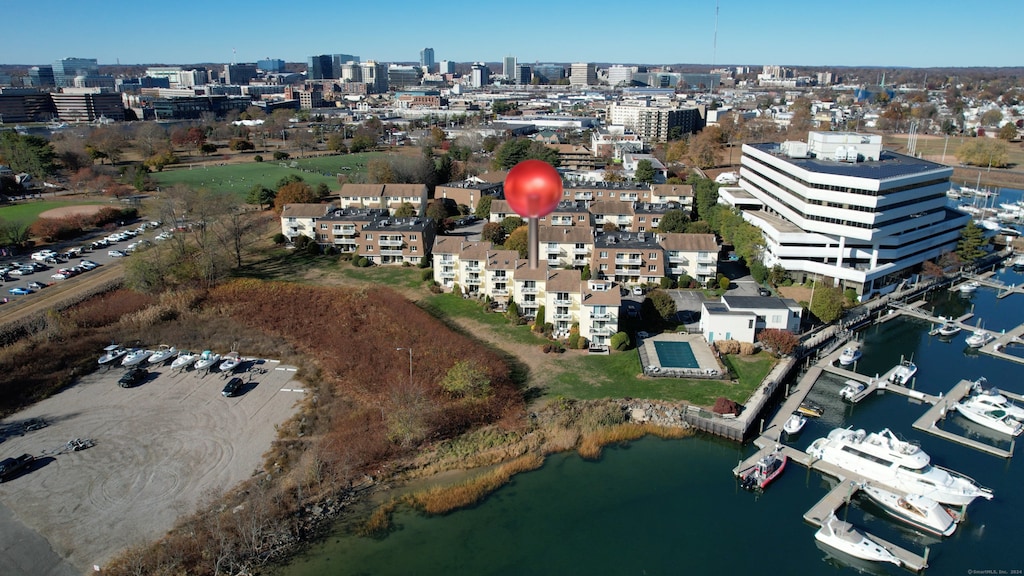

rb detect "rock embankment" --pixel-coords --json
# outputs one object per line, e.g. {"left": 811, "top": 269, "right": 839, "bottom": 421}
{"left": 622, "top": 400, "right": 692, "bottom": 428}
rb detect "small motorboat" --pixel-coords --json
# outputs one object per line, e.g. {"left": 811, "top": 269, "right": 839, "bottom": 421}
{"left": 965, "top": 330, "right": 994, "bottom": 348}
{"left": 784, "top": 413, "right": 807, "bottom": 435}
{"left": 838, "top": 345, "right": 862, "bottom": 366}
{"left": 888, "top": 359, "right": 917, "bottom": 385}
{"left": 98, "top": 344, "right": 127, "bottom": 366}
{"left": 937, "top": 319, "right": 961, "bottom": 338}
{"left": 859, "top": 483, "right": 957, "bottom": 537}
{"left": 194, "top": 350, "right": 221, "bottom": 372}
{"left": 218, "top": 351, "right": 242, "bottom": 373}
{"left": 959, "top": 281, "right": 980, "bottom": 294}
{"left": 839, "top": 379, "right": 868, "bottom": 402}
{"left": 737, "top": 445, "right": 787, "bottom": 490}
{"left": 797, "top": 400, "right": 825, "bottom": 418}
{"left": 170, "top": 351, "right": 198, "bottom": 371}
{"left": 147, "top": 345, "right": 178, "bottom": 365}
{"left": 122, "top": 348, "right": 154, "bottom": 367}
{"left": 814, "top": 512, "right": 901, "bottom": 566}
{"left": 954, "top": 389, "right": 1024, "bottom": 437}
{"left": 1012, "top": 254, "right": 1024, "bottom": 270}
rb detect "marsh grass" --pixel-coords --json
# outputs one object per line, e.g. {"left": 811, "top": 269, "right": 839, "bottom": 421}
{"left": 407, "top": 453, "right": 545, "bottom": 515}
{"left": 578, "top": 423, "right": 693, "bottom": 460}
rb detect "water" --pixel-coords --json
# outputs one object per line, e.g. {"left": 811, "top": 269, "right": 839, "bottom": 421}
{"left": 280, "top": 221, "right": 1024, "bottom": 576}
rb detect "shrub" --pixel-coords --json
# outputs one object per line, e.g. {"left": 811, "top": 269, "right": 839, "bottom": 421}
{"left": 610, "top": 331, "right": 631, "bottom": 351}
{"left": 418, "top": 256, "right": 430, "bottom": 269}
{"left": 273, "top": 151, "right": 290, "bottom": 161}
{"left": 718, "top": 276, "right": 731, "bottom": 291}
{"left": 229, "top": 138, "right": 255, "bottom": 151}
{"left": 844, "top": 288, "right": 858, "bottom": 303}
{"left": 567, "top": 332, "right": 580, "bottom": 349}
{"left": 200, "top": 143, "right": 218, "bottom": 154}
{"left": 739, "top": 342, "right": 756, "bottom": 355}
{"left": 272, "top": 232, "right": 286, "bottom": 244}
{"left": 660, "top": 277, "right": 676, "bottom": 289}
{"left": 356, "top": 257, "right": 370, "bottom": 267}
{"left": 254, "top": 155, "right": 263, "bottom": 163}
{"left": 420, "top": 269, "right": 434, "bottom": 282}
{"left": 714, "top": 339, "right": 741, "bottom": 354}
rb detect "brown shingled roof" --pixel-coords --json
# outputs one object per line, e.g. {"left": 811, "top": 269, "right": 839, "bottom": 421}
{"left": 659, "top": 233, "right": 718, "bottom": 252}
{"left": 340, "top": 183, "right": 386, "bottom": 197}
{"left": 538, "top": 226, "right": 594, "bottom": 244}
{"left": 588, "top": 200, "right": 635, "bottom": 215}
{"left": 545, "top": 269, "right": 581, "bottom": 292}
{"left": 486, "top": 250, "right": 519, "bottom": 270}
{"left": 280, "top": 203, "right": 333, "bottom": 218}
{"left": 650, "top": 184, "right": 694, "bottom": 197}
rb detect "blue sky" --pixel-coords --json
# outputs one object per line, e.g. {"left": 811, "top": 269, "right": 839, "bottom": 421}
{"left": 3, "top": 0, "right": 1021, "bottom": 68}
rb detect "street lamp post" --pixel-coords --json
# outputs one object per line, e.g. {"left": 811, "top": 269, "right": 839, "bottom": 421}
{"left": 395, "top": 347, "right": 413, "bottom": 386}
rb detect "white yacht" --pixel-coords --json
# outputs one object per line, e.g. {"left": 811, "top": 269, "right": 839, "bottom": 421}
{"left": 98, "top": 344, "right": 127, "bottom": 366}
{"left": 955, "top": 384, "right": 1024, "bottom": 437}
{"left": 888, "top": 359, "right": 917, "bottom": 385}
{"left": 859, "top": 483, "right": 957, "bottom": 537}
{"left": 838, "top": 345, "right": 862, "bottom": 366}
{"left": 122, "top": 348, "right": 154, "bottom": 367}
{"left": 147, "top": 345, "right": 178, "bottom": 365}
{"left": 959, "top": 281, "right": 980, "bottom": 294}
{"left": 814, "top": 513, "right": 900, "bottom": 566}
{"left": 965, "top": 330, "right": 993, "bottom": 348}
{"left": 170, "top": 351, "right": 198, "bottom": 371}
{"left": 193, "top": 350, "right": 221, "bottom": 371}
{"left": 839, "top": 379, "right": 868, "bottom": 402}
{"left": 218, "top": 351, "right": 242, "bottom": 373}
{"left": 937, "top": 319, "right": 961, "bottom": 337}
{"left": 784, "top": 413, "right": 807, "bottom": 435}
{"left": 806, "top": 428, "right": 993, "bottom": 506}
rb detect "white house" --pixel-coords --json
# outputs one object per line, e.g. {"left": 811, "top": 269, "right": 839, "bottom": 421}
{"left": 699, "top": 295, "right": 802, "bottom": 344}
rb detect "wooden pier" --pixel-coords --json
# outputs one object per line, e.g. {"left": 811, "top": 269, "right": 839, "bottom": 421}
{"left": 910, "top": 379, "right": 1016, "bottom": 458}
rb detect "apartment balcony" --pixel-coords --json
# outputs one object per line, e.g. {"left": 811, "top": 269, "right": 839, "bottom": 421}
{"left": 574, "top": 192, "right": 594, "bottom": 201}
{"left": 440, "top": 270, "right": 456, "bottom": 278}
{"left": 614, "top": 267, "right": 641, "bottom": 276}
{"left": 552, "top": 313, "right": 573, "bottom": 321}
{"left": 697, "top": 255, "right": 716, "bottom": 265}
{"left": 547, "top": 258, "right": 561, "bottom": 266}
{"left": 669, "top": 266, "right": 685, "bottom": 275}
{"left": 464, "top": 277, "right": 482, "bottom": 285}
{"left": 589, "top": 325, "right": 614, "bottom": 336}
{"left": 465, "top": 264, "right": 481, "bottom": 271}
{"left": 520, "top": 286, "right": 539, "bottom": 294}
{"left": 380, "top": 249, "right": 404, "bottom": 256}
{"left": 590, "top": 312, "right": 614, "bottom": 321}
{"left": 334, "top": 238, "right": 357, "bottom": 245}
{"left": 337, "top": 226, "right": 356, "bottom": 233}
{"left": 553, "top": 298, "right": 574, "bottom": 306}
{"left": 491, "top": 288, "right": 509, "bottom": 296}
{"left": 614, "top": 256, "right": 642, "bottom": 265}
{"left": 573, "top": 247, "right": 590, "bottom": 255}
{"left": 697, "top": 265, "right": 715, "bottom": 275}
{"left": 379, "top": 239, "right": 404, "bottom": 247}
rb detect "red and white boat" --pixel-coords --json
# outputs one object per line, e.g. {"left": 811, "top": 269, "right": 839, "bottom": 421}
{"left": 738, "top": 446, "right": 787, "bottom": 490}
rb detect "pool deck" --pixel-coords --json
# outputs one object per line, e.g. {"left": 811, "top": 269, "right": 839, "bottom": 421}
{"left": 638, "top": 332, "right": 724, "bottom": 378}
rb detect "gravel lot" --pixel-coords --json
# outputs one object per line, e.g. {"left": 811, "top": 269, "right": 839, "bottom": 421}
{"left": 0, "top": 357, "right": 305, "bottom": 574}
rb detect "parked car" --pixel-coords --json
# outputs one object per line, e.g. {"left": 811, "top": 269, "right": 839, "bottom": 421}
{"left": 0, "top": 454, "right": 34, "bottom": 482}
{"left": 79, "top": 260, "right": 99, "bottom": 270}
{"left": 758, "top": 287, "right": 772, "bottom": 297}
{"left": 8, "top": 287, "right": 34, "bottom": 295}
{"left": 51, "top": 272, "right": 69, "bottom": 280}
{"left": 118, "top": 368, "right": 147, "bottom": 388}
{"left": 632, "top": 286, "right": 645, "bottom": 296}
{"left": 31, "top": 250, "right": 56, "bottom": 261}
{"left": 108, "top": 250, "right": 126, "bottom": 258}
{"left": 221, "top": 377, "right": 244, "bottom": 397}
{"left": 726, "top": 252, "right": 740, "bottom": 262}
{"left": 26, "top": 281, "right": 46, "bottom": 290}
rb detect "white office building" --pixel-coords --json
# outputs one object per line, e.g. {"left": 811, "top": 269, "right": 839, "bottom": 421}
{"left": 721, "top": 132, "right": 969, "bottom": 297}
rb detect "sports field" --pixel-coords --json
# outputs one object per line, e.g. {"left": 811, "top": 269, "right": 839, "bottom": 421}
{"left": 151, "top": 152, "right": 385, "bottom": 198}
{"left": 0, "top": 200, "right": 107, "bottom": 224}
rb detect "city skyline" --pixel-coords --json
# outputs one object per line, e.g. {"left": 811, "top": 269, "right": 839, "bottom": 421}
{"left": 2, "top": 0, "right": 1022, "bottom": 69}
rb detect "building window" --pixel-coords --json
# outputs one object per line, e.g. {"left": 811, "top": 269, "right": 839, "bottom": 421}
{"left": 772, "top": 314, "right": 781, "bottom": 323}
{"left": 638, "top": 227, "right": 645, "bottom": 232}
{"left": 320, "top": 224, "right": 327, "bottom": 230}
{"left": 648, "top": 265, "right": 656, "bottom": 272}
{"left": 600, "top": 251, "right": 608, "bottom": 258}
{"left": 410, "top": 234, "right": 417, "bottom": 241}
{"left": 411, "top": 247, "right": 417, "bottom": 252}
{"left": 578, "top": 215, "right": 586, "bottom": 221}
{"left": 648, "top": 252, "right": 657, "bottom": 259}
{"left": 365, "top": 233, "right": 373, "bottom": 240}
{"left": 639, "top": 217, "right": 646, "bottom": 222}
{"left": 748, "top": 319, "right": 754, "bottom": 329}
{"left": 599, "top": 264, "right": 608, "bottom": 271}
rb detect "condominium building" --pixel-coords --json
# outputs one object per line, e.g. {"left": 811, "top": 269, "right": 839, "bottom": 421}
{"left": 435, "top": 180, "right": 503, "bottom": 212}
{"left": 280, "top": 203, "right": 335, "bottom": 242}
{"left": 580, "top": 279, "right": 621, "bottom": 349}
{"left": 336, "top": 183, "right": 429, "bottom": 212}
{"left": 593, "top": 231, "right": 664, "bottom": 286}
{"left": 569, "top": 63, "right": 597, "bottom": 86}
{"left": 314, "top": 208, "right": 389, "bottom": 253}
{"left": 539, "top": 226, "right": 594, "bottom": 269}
{"left": 358, "top": 217, "right": 436, "bottom": 265}
{"left": 606, "top": 102, "right": 704, "bottom": 143}
{"left": 724, "top": 131, "right": 968, "bottom": 296}
{"left": 658, "top": 233, "right": 719, "bottom": 285}
{"left": 700, "top": 296, "right": 802, "bottom": 344}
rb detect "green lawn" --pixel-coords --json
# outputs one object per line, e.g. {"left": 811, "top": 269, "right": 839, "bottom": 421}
{"left": 151, "top": 152, "right": 385, "bottom": 199}
{"left": 235, "top": 247, "right": 423, "bottom": 289}
{"left": 546, "top": 350, "right": 775, "bottom": 406}
{"left": 0, "top": 199, "right": 107, "bottom": 224}
{"left": 420, "top": 293, "right": 550, "bottom": 347}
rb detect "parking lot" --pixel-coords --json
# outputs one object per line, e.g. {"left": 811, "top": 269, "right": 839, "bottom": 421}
{"left": 0, "top": 357, "right": 305, "bottom": 573}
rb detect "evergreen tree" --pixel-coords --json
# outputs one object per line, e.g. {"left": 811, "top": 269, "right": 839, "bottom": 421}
{"left": 955, "top": 221, "right": 987, "bottom": 262}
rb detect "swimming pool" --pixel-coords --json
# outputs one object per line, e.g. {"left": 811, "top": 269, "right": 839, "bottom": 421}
{"left": 652, "top": 340, "right": 700, "bottom": 369}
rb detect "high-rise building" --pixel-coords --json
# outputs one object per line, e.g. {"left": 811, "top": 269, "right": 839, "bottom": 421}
{"left": 27, "top": 66, "right": 55, "bottom": 88}
{"left": 388, "top": 65, "right": 420, "bottom": 89}
{"left": 607, "top": 65, "right": 637, "bottom": 87}
{"left": 438, "top": 60, "right": 455, "bottom": 75}
{"left": 223, "top": 63, "right": 258, "bottom": 85}
{"left": 720, "top": 132, "right": 968, "bottom": 295}
{"left": 53, "top": 58, "right": 99, "bottom": 88}
{"left": 470, "top": 63, "right": 490, "bottom": 88}
{"left": 332, "top": 54, "right": 359, "bottom": 78}
{"left": 514, "top": 65, "right": 532, "bottom": 85}
{"left": 607, "top": 102, "right": 703, "bottom": 142}
{"left": 51, "top": 88, "right": 125, "bottom": 122}
{"left": 533, "top": 64, "right": 564, "bottom": 84}
{"left": 307, "top": 54, "right": 334, "bottom": 80}
{"left": 340, "top": 62, "right": 361, "bottom": 82}
{"left": 503, "top": 56, "right": 516, "bottom": 77}
{"left": 420, "top": 48, "right": 435, "bottom": 70}
{"left": 257, "top": 58, "right": 286, "bottom": 73}
{"left": 360, "top": 61, "right": 388, "bottom": 94}
{"left": 570, "top": 63, "right": 597, "bottom": 86}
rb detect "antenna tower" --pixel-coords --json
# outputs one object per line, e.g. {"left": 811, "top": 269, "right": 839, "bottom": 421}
{"left": 712, "top": 0, "right": 719, "bottom": 68}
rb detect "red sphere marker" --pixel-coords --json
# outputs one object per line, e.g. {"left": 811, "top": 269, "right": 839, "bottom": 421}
{"left": 504, "top": 160, "right": 563, "bottom": 269}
